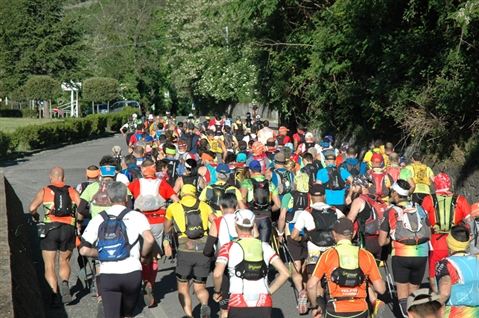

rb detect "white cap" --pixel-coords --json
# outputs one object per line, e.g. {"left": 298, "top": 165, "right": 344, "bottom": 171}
{"left": 305, "top": 132, "right": 314, "bottom": 138}
{"left": 188, "top": 113, "right": 194, "bottom": 117}
{"left": 148, "top": 114, "right": 154, "bottom": 120}
{"left": 255, "top": 115, "right": 261, "bottom": 119}
{"left": 132, "top": 113, "right": 138, "bottom": 118}
{"left": 235, "top": 209, "right": 255, "bottom": 228}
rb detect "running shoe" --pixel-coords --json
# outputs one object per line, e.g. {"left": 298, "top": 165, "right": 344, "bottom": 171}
{"left": 372, "top": 299, "right": 387, "bottom": 318}
{"left": 60, "top": 281, "right": 72, "bottom": 304}
{"left": 144, "top": 281, "right": 155, "bottom": 307}
{"left": 200, "top": 304, "right": 211, "bottom": 318}
{"left": 297, "top": 289, "right": 309, "bottom": 314}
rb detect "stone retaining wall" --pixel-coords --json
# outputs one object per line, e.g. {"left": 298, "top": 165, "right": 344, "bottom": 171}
{"left": 0, "top": 173, "right": 45, "bottom": 318}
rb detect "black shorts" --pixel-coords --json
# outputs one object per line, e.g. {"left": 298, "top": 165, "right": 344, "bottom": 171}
{"left": 364, "top": 236, "right": 390, "bottom": 261}
{"left": 176, "top": 251, "right": 211, "bottom": 283}
{"left": 411, "top": 193, "right": 428, "bottom": 206}
{"left": 40, "top": 223, "right": 75, "bottom": 251}
{"left": 325, "top": 309, "right": 369, "bottom": 318}
{"left": 98, "top": 270, "right": 142, "bottom": 318}
{"left": 229, "top": 306, "right": 272, "bottom": 318}
{"left": 255, "top": 217, "right": 272, "bottom": 243}
{"left": 287, "top": 236, "right": 308, "bottom": 261}
{"left": 392, "top": 256, "right": 428, "bottom": 285}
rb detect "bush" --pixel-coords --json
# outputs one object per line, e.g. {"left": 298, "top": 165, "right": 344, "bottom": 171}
{"left": 0, "top": 109, "right": 23, "bottom": 118}
{"left": 0, "top": 131, "right": 11, "bottom": 156}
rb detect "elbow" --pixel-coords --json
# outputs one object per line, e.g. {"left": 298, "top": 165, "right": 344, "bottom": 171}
{"left": 79, "top": 246, "right": 88, "bottom": 256}
{"left": 213, "top": 269, "right": 223, "bottom": 280}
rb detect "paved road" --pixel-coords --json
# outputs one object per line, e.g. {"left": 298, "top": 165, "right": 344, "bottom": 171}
{"left": 1, "top": 133, "right": 413, "bottom": 318}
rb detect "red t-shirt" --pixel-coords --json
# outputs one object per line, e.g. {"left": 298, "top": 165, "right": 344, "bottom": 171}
{"left": 128, "top": 177, "right": 177, "bottom": 224}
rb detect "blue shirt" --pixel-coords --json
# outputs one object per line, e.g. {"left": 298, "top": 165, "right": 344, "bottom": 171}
{"left": 316, "top": 164, "right": 351, "bottom": 205}
{"left": 340, "top": 158, "right": 368, "bottom": 175}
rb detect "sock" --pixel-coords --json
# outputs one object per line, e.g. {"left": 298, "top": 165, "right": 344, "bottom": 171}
{"left": 142, "top": 262, "right": 150, "bottom": 281}
{"left": 149, "top": 261, "right": 158, "bottom": 289}
{"left": 399, "top": 298, "right": 408, "bottom": 318}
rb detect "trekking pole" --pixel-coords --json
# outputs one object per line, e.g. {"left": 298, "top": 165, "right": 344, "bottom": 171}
{"left": 281, "top": 241, "right": 299, "bottom": 274}
{"left": 377, "top": 259, "right": 395, "bottom": 300}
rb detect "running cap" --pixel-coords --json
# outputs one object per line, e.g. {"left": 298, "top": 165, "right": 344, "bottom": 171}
{"left": 216, "top": 163, "right": 231, "bottom": 174}
{"left": 178, "top": 141, "right": 187, "bottom": 148}
{"left": 132, "top": 113, "right": 138, "bottom": 118}
{"left": 148, "top": 114, "right": 154, "bottom": 120}
{"left": 255, "top": 115, "right": 261, "bottom": 119}
{"left": 340, "top": 142, "right": 350, "bottom": 151}
{"left": 251, "top": 141, "right": 265, "bottom": 155}
{"left": 181, "top": 184, "right": 197, "bottom": 197}
{"left": 406, "top": 289, "right": 441, "bottom": 311}
{"left": 205, "top": 115, "right": 210, "bottom": 120}
{"left": 185, "top": 158, "right": 197, "bottom": 170}
{"left": 371, "top": 154, "right": 383, "bottom": 163}
{"left": 325, "top": 135, "right": 333, "bottom": 142}
{"left": 112, "top": 145, "right": 122, "bottom": 155}
{"left": 248, "top": 160, "right": 262, "bottom": 172}
{"left": 323, "top": 150, "right": 336, "bottom": 160}
{"left": 235, "top": 209, "right": 255, "bottom": 228}
{"left": 309, "top": 184, "right": 325, "bottom": 196}
{"left": 237, "top": 152, "right": 247, "bottom": 163}
{"left": 333, "top": 218, "right": 354, "bottom": 236}
{"left": 188, "top": 113, "right": 194, "bottom": 118}
{"left": 100, "top": 165, "right": 116, "bottom": 177}
{"left": 274, "top": 152, "right": 286, "bottom": 164}
{"left": 353, "top": 174, "right": 373, "bottom": 188}
{"left": 391, "top": 182, "right": 409, "bottom": 196}
{"left": 305, "top": 132, "right": 314, "bottom": 139}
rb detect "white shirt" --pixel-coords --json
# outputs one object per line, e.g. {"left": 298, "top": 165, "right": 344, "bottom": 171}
{"left": 82, "top": 205, "right": 151, "bottom": 274}
{"left": 294, "top": 202, "right": 344, "bottom": 253}
{"left": 217, "top": 214, "right": 238, "bottom": 250}
{"left": 115, "top": 173, "right": 130, "bottom": 185}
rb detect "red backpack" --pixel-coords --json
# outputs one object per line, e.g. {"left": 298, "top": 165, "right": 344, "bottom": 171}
{"left": 386, "top": 166, "right": 402, "bottom": 183}
{"left": 359, "top": 194, "right": 388, "bottom": 236}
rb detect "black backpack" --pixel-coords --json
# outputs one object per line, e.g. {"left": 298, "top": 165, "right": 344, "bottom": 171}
{"left": 308, "top": 207, "right": 338, "bottom": 247}
{"left": 274, "top": 169, "right": 293, "bottom": 196}
{"left": 324, "top": 166, "right": 345, "bottom": 190}
{"left": 233, "top": 237, "right": 268, "bottom": 281}
{"left": 181, "top": 201, "right": 204, "bottom": 239}
{"left": 185, "top": 132, "right": 195, "bottom": 152}
{"left": 166, "top": 159, "right": 180, "bottom": 187}
{"left": 342, "top": 161, "right": 361, "bottom": 177}
{"left": 286, "top": 191, "right": 310, "bottom": 223}
{"left": 249, "top": 178, "right": 270, "bottom": 211}
{"left": 47, "top": 185, "right": 73, "bottom": 216}
{"left": 302, "top": 164, "right": 318, "bottom": 186}
{"left": 206, "top": 184, "right": 236, "bottom": 211}
{"left": 330, "top": 248, "right": 365, "bottom": 288}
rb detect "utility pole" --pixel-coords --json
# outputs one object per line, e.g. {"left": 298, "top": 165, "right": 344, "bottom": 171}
{"left": 225, "top": 26, "right": 229, "bottom": 52}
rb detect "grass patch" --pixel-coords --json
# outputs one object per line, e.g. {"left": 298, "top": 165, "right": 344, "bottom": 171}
{"left": 0, "top": 117, "right": 65, "bottom": 133}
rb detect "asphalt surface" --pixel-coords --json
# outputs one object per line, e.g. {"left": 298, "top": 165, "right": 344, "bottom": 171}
{"left": 0, "top": 132, "right": 418, "bottom": 318}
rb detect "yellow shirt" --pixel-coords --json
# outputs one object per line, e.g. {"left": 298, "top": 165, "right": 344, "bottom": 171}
{"left": 165, "top": 196, "right": 213, "bottom": 239}
{"left": 199, "top": 181, "right": 243, "bottom": 217}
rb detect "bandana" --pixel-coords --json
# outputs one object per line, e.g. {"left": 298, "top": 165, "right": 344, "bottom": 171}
{"left": 392, "top": 182, "right": 409, "bottom": 197}
{"left": 434, "top": 173, "right": 452, "bottom": 194}
{"left": 141, "top": 165, "right": 156, "bottom": 176}
{"left": 446, "top": 234, "right": 470, "bottom": 252}
{"left": 202, "top": 153, "right": 214, "bottom": 161}
{"left": 165, "top": 147, "right": 177, "bottom": 155}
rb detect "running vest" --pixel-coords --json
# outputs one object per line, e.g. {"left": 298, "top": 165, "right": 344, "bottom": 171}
{"left": 443, "top": 255, "right": 479, "bottom": 306}
{"left": 233, "top": 237, "right": 268, "bottom": 281}
{"left": 133, "top": 179, "right": 166, "bottom": 212}
{"left": 386, "top": 166, "right": 401, "bottom": 182}
{"left": 431, "top": 194, "right": 458, "bottom": 233}
{"left": 389, "top": 203, "right": 430, "bottom": 245}
{"left": 42, "top": 185, "right": 75, "bottom": 226}
{"left": 411, "top": 163, "right": 430, "bottom": 186}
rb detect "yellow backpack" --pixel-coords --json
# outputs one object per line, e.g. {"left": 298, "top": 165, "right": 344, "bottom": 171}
{"left": 412, "top": 163, "right": 430, "bottom": 186}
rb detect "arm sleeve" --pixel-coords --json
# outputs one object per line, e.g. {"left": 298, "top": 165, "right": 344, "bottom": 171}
{"left": 216, "top": 242, "right": 232, "bottom": 264}
{"left": 77, "top": 199, "right": 91, "bottom": 218}
{"left": 203, "top": 235, "right": 218, "bottom": 257}
{"left": 435, "top": 259, "right": 451, "bottom": 282}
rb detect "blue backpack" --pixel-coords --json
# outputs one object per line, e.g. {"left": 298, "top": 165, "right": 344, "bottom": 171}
{"left": 97, "top": 208, "right": 138, "bottom": 262}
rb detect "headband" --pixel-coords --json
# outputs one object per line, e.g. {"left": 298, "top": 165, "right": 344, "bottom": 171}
{"left": 86, "top": 169, "right": 100, "bottom": 178}
{"left": 202, "top": 153, "right": 214, "bottom": 161}
{"left": 165, "top": 147, "right": 176, "bottom": 155}
{"left": 446, "top": 234, "right": 470, "bottom": 252}
{"left": 392, "top": 182, "right": 409, "bottom": 197}
{"left": 141, "top": 165, "right": 156, "bottom": 176}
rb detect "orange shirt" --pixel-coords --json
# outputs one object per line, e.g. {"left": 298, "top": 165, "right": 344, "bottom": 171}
{"left": 43, "top": 181, "right": 76, "bottom": 226}
{"left": 313, "top": 240, "right": 382, "bottom": 313}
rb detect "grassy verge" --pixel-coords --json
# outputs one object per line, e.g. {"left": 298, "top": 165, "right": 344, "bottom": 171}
{"left": 0, "top": 118, "right": 65, "bottom": 133}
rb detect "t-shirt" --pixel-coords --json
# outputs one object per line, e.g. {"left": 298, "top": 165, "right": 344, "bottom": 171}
{"left": 80, "top": 181, "right": 132, "bottom": 218}
{"left": 165, "top": 196, "right": 213, "bottom": 239}
{"left": 216, "top": 234, "right": 278, "bottom": 308}
{"left": 115, "top": 173, "right": 130, "bottom": 185}
{"left": 316, "top": 164, "right": 351, "bottom": 206}
{"left": 128, "top": 177, "right": 176, "bottom": 224}
{"left": 405, "top": 163, "right": 434, "bottom": 194}
{"left": 312, "top": 240, "right": 382, "bottom": 313}
{"left": 294, "top": 202, "right": 344, "bottom": 255}
{"left": 379, "top": 203, "right": 429, "bottom": 257}
{"left": 82, "top": 205, "right": 150, "bottom": 274}
{"left": 241, "top": 175, "right": 278, "bottom": 203}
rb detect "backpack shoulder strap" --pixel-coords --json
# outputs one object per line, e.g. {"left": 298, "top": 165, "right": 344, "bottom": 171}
{"left": 99, "top": 210, "right": 109, "bottom": 221}
{"left": 431, "top": 194, "right": 440, "bottom": 225}
{"left": 117, "top": 208, "right": 132, "bottom": 220}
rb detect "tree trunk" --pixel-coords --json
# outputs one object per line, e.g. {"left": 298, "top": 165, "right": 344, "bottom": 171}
{"left": 44, "top": 100, "right": 50, "bottom": 119}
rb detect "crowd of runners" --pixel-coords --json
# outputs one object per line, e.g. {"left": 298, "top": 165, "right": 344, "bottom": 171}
{"left": 28, "top": 111, "right": 479, "bottom": 318}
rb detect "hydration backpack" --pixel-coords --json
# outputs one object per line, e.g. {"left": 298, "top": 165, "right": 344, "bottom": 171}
{"left": 330, "top": 247, "right": 365, "bottom": 288}
{"left": 302, "top": 164, "right": 318, "bottom": 186}
{"left": 277, "top": 135, "right": 286, "bottom": 146}
{"left": 308, "top": 207, "right": 337, "bottom": 247}
{"left": 249, "top": 178, "right": 270, "bottom": 211}
{"left": 183, "top": 174, "right": 202, "bottom": 193}
{"left": 390, "top": 203, "right": 431, "bottom": 245}
{"left": 214, "top": 123, "right": 223, "bottom": 136}
{"left": 206, "top": 184, "right": 236, "bottom": 211}
{"left": 342, "top": 161, "right": 361, "bottom": 177}
{"left": 431, "top": 194, "right": 458, "bottom": 233}
{"left": 233, "top": 237, "right": 268, "bottom": 281}
{"left": 47, "top": 185, "right": 73, "bottom": 216}
{"left": 235, "top": 123, "right": 245, "bottom": 140}
{"left": 286, "top": 191, "right": 310, "bottom": 223}
{"left": 274, "top": 169, "right": 293, "bottom": 196}
{"left": 133, "top": 179, "right": 165, "bottom": 212}
{"left": 369, "top": 170, "right": 392, "bottom": 198}
{"left": 305, "top": 142, "right": 316, "bottom": 151}
{"left": 181, "top": 201, "right": 204, "bottom": 239}
{"left": 412, "top": 163, "right": 430, "bottom": 186}
{"left": 166, "top": 159, "right": 180, "bottom": 187}
{"left": 92, "top": 181, "right": 112, "bottom": 207}
{"left": 358, "top": 194, "right": 388, "bottom": 236}
{"left": 126, "top": 166, "right": 143, "bottom": 182}
{"left": 386, "top": 166, "right": 401, "bottom": 182}
{"left": 324, "top": 166, "right": 345, "bottom": 190}
{"left": 97, "top": 209, "right": 138, "bottom": 262}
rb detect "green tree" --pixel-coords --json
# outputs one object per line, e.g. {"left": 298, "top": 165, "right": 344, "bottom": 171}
{"left": 83, "top": 77, "right": 119, "bottom": 112}
{"left": 23, "top": 75, "right": 61, "bottom": 119}
{"left": 0, "top": 0, "right": 86, "bottom": 95}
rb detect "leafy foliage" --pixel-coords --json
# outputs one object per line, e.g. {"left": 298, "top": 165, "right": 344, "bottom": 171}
{"left": 83, "top": 77, "right": 119, "bottom": 103}
{"left": 23, "top": 76, "right": 61, "bottom": 101}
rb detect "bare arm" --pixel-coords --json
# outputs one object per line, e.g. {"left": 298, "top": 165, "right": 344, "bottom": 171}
{"left": 271, "top": 193, "right": 281, "bottom": 212}
{"left": 213, "top": 261, "right": 226, "bottom": 293}
{"left": 170, "top": 194, "right": 180, "bottom": 203}
{"left": 348, "top": 198, "right": 362, "bottom": 222}
{"left": 307, "top": 274, "right": 321, "bottom": 308}
{"left": 277, "top": 207, "right": 287, "bottom": 238}
{"left": 291, "top": 227, "right": 301, "bottom": 242}
{"left": 378, "top": 229, "right": 390, "bottom": 247}
{"left": 29, "top": 189, "right": 44, "bottom": 221}
{"left": 269, "top": 257, "right": 290, "bottom": 294}
{"left": 141, "top": 229, "right": 155, "bottom": 257}
{"left": 407, "top": 177, "right": 416, "bottom": 194}
{"left": 438, "top": 275, "right": 452, "bottom": 304}
{"left": 371, "top": 278, "right": 386, "bottom": 295}
{"left": 173, "top": 177, "right": 183, "bottom": 194}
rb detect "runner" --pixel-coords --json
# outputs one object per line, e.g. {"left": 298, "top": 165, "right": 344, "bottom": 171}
{"left": 120, "top": 116, "right": 137, "bottom": 147}
{"left": 405, "top": 151, "right": 435, "bottom": 205}
{"left": 367, "top": 153, "right": 394, "bottom": 202}
{"left": 29, "top": 167, "right": 81, "bottom": 307}
{"left": 293, "top": 124, "right": 307, "bottom": 151}
{"left": 339, "top": 146, "right": 368, "bottom": 177}
{"left": 213, "top": 209, "right": 290, "bottom": 318}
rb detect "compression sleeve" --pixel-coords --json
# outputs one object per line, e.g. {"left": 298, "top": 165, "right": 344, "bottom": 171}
{"left": 203, "top": 235, "right": 218, "bottom": 257}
